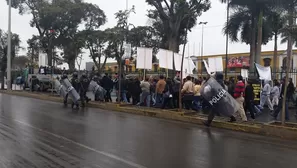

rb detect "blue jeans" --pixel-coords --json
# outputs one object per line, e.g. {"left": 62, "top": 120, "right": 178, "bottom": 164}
{"left": 139, "top": 92, "right": 151, "bottom": 107}
{"left": 193, "top": 96, "right": 201, "bottom": 111}
{"left": 155, "top": 93, "right": 163, "bottom": 106}
{"left": 151, "top": 93, "right": 156, "bottom": 104}
{"left": 121, "top": 91, "right": 128, "bottom": 103}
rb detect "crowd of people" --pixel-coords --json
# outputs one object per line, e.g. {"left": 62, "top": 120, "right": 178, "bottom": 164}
{"left": 60, "top": 71, "right": 297, "bottom": 124}
{"left": 108, "top": 74, "right": 204, "bottom": 110}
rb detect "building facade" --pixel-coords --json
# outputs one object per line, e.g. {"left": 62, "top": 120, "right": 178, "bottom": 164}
{"left": 89, "top": 50, "right": 297, "bottom": 80}
{"left": 191, "top": 50, "right": 297, "bottom": 74}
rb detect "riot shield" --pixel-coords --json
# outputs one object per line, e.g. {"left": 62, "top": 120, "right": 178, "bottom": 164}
{"left": 88, "top": 80, "right": 99, "bottom": 94}
{"left": 61, "top": 78, "right": 80, "bottom": 103}
{"left": 88, "top": 80, "right": 106, "bottom": 101}
{"left": 96, "top": 85, "right": 107, "bottom": 101}
{"left": 55, "top": 80, "right": 67, "bottom": 98}
{"left": 200, "top": 77, "right": 239, "bottom": 117}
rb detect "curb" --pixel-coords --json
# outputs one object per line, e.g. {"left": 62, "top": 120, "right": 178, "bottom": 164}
{"left": 1, "top": 90, "right": 297, "bottom": 140}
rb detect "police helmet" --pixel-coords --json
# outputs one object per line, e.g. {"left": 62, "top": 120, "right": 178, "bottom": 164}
{"left": 73, "top": 72, "right": 78, "bottom": 78}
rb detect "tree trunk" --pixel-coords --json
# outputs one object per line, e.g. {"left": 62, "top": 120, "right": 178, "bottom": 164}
{"left": 47, "top": 49, "right": 53, "bottom": 67}
{"left": 249, "top": 16, "right": 257, "bottom": 73}
{"left": 68, "top": 59, "right": 76, "bottom": 72}
{"left": 273, "top": 33, "right": 278, "bottom": 75}
{"left": 168, "top": 36, "right": 179, "bottom": 52}
{"left": 92, "top": 56, "right": 100, "bottom": 72}
{"left": 255, "top": 10, "right": 263, "bottom": 64}
{"left": 282, "top": 7, "right": 294, "bottom": 125}
{"left": 0, "top": 71, "right": 4, "bottom": 90}
{"left": 99, "top": 57, "right": 108, "bottom": 74}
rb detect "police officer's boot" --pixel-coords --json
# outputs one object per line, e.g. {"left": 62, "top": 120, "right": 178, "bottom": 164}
{"left": 63, "top": 99, "right": 67, "bottom": 106}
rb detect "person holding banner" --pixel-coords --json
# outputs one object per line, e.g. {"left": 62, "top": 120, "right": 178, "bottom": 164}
{"left": 271, "top": 81, "right": 280, "bottom": 107}
{"left": 258, "top": 80, "right": 274, "bottom": 112}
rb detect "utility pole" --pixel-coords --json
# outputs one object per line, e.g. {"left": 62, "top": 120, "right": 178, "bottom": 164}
{"left": 225, "top": 0, "right": 230, "bottom": 79}
{"left": 199, "top": 22, "right": 207, "bottom": 76}
{"left": 7, "top": 0, "right": 12, "bottom": 90}
{"left": 118, "top": 0, "right": 129, "bottom": 103}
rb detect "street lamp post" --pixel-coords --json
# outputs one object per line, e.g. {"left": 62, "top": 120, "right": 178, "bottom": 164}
{"left": 118, "top": 0, "right": 131, "bottom": 103}
{"left": 225, "top": 0, "right": 230, "bottom": 79}
{"left": 199, "top": 22, "right": 207, "bottom": 75}
{"left": 7, "top": 0, "right": 12, "bottom": 90}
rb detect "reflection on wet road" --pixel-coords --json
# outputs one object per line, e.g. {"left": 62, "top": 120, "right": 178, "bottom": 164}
{"left": 0, "top": 93, "right": 297, "bottom": 168}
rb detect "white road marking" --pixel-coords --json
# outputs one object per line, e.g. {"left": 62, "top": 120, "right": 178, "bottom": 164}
{"left": 5, "top": 117, "right": 147, "bottom": 168}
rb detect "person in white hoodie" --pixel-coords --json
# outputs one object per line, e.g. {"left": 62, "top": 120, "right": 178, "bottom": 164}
{"left": 258, "top": 80, "right": 274, "bottom": 112}
{"left": 137, "top": 77, "right": 151, "bottom": 107}
{"left": 271, "top": 81, "right": 280, "bottom": 107}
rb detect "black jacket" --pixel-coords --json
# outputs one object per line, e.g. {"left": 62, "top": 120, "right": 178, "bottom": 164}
{"left": 101, "top": 76, "right": 113, "bottom": 90}
{"left": 80, "top": 77, "right": 90, "bottom": 92}
{"left": 71, "top": 78, "right": 80, "bottom": 92}
{"left": 245, "top": 85, "right": 254, "bottom": 102}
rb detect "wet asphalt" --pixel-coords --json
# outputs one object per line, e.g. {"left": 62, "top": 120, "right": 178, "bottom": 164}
{"left": 0, "top": 93, "right": 297, "bottom": 168}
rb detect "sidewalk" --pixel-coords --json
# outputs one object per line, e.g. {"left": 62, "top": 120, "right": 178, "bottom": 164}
{"left": 1, "top": 90, "right": 297, "bottom": 140}
{"left": 253, "top": 108, "right": 297, "bottom": 123}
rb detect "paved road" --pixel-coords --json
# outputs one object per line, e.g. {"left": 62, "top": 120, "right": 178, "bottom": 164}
{"left": 0, "top": 94, "right": 297, "bottom": 168}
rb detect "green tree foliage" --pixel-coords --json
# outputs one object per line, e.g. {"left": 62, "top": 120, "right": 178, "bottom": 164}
{"left": 223, "top": 7, "right": 272, "bottom": 45}
{"left": 146, "top": 0, "right": 211, "bottom": 52}
{"left": 9, "top": 0, "right": 106, "bottom": 71}
{"left": 27, "top": 35, "right": 40, "bottom": 65}
{"left": 0, "top": 29, "right": 21, "bottom": 89}
{"left": 13, "top": 56, "right": 29, "bottom": 70}
{"left": 79, "top": 30, "right": 108, "bottom": 73}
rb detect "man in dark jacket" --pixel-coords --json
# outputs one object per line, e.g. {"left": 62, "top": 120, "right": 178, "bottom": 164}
{"left": 244, "top": 80, "right": 256, "bottom": 119}
{"left": 228, "top": 77, "right": 235, "bottom": 97}
{"left": 101, "top": 73, "right": 113, "bottom": 102}
{"left": 172, "top": 75, "right": 181, "bottom": 108}
{"left": 287, "top": 78, "right": 295, "bottom": 103}
{"left": 80, "top": 73, "right": 90, "bottom": 107}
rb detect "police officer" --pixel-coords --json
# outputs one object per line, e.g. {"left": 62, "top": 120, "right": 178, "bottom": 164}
{"left": 71, "top": 72, "right": 80, "bottom": 109}
{"left": 80, "top": 73, "right": 90, "bottom": 107}
{"left": 92, "top": 75, "right": 100, "bottom": 101}
{"left": 60, "top": 74, "right": 68, "bottom": 105}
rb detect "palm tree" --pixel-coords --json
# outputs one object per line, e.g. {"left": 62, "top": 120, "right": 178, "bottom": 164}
{"left": 266, "top": 10, "right": 286, "bottom": 74}
{"left": 223, "top": 7, "right": 272, "bottom": 65}
{"left": 220, "top": 0, "right": 275, "bottom": 71}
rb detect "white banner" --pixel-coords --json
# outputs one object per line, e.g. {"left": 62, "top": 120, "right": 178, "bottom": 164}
{"left": 136, "top": 47, "right": 153, "bottom": 70}
{"left": 203, "top": 60, "right": 211, "bottom": 74}
{"left": 255, "top": 63, "right": 272, "bottom": 80}
{"left": 183, "top": 57, "right": 196, "bottom": 75}
{"left": 39, "top": 53, "right": 48, "bottom": 67}
{"left": 123, "top": 43, "right": 131, "bottom": 59}
{"left": 241, "top": 69, "right": 249, "bottom": 79}
{"left": 174, "top": 53, "right": 182, "bottom": 71}
{"left": 157, "top": 49, "right": 173, "bottom": 70}
{"left": 208, "top": 57, "right": 223, "bottom": 72}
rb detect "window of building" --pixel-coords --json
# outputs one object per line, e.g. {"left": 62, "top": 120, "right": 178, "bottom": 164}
{"left": 229, "top": 67, "right": 236, "bottom": 72}
{"left": 282, "top": 57, "right": 294, "bottom": 70}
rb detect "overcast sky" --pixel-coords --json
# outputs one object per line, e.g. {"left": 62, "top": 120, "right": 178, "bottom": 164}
{"left": 0, "top": 0, "right": 292, "bottom": 69}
